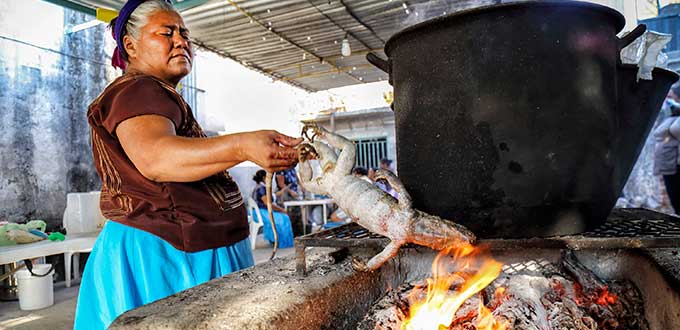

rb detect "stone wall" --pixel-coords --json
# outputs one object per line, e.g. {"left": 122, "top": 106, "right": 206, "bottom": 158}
{"left": 0, "top": 4, "right": 112, "bottom": 227}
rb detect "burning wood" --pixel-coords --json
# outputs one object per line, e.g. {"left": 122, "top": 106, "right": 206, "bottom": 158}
{"left": 358, "top": 250, "right": 648, "bottom": 330}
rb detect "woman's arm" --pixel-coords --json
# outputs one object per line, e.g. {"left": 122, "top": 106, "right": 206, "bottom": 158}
{"left": 274, "top": 173, "right": 287, "bottom": 197}
{"left": 116, "top": 115, "right": 301, "bottom": 182}
{"left": 261, "top": 195, "right": 287, "bottom": 213}
{"left": 275, "top": 173, "right": 287, "bottom": 191}
{"left": 275, "top": 172, "right": 300, "bottom": 199}
{"left": 274, "top": 184, "right": 290, "bottom": 197}
{"left": 288, "top": 189, "right": 299, "bottom": 199}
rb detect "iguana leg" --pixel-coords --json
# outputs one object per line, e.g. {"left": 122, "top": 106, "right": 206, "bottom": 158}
{"left": 297, "top": 144, "right": 325, "bottom": 195}
{"left": 314, "top": 126, "right": 356, "bottom": 176}
{"left": 301, "top": 123, "right": 322, "bottom": 142}
{"left": 297, "top": 160, "right": 326, "bottom": 196}
{"left": 312, "top": 141, "right": 338, "bottom": 174}
{"left": 353, "top": 241, "right": 402, "bottom": 272}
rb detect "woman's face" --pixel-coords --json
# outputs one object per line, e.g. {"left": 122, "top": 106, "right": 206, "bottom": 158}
{"left": 124, "top": 10, "right": 193, "bottom": 86}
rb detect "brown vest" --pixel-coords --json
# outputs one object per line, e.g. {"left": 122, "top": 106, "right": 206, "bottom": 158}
{"left": 87, "top": 73, "right": 248, "bottom": 252}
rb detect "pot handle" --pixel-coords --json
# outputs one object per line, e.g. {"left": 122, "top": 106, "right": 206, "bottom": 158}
{"left": 618, "top": 24, "right": 646, "bottom": 49}
{"left": 366, "top": 52, "right": 391, "bottom": 74}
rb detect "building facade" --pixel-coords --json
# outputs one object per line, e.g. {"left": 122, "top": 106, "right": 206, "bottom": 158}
{"left": 307, "top": 107, "right": 396, "bottom": 171}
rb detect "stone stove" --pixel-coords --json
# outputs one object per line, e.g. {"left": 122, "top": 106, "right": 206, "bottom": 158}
{"left": 109, "top": 208, "right": 680, "bottom": 330}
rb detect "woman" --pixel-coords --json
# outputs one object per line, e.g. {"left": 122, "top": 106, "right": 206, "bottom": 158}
{"left": 251, "top": 170, "right": 294, "bottom": 248}
{"left": 274, "top": 168, "right": 300, "bottom": 206}
{"left": 275, "top": 168, "right": 305, "bottom": 235}
{"left": 74, "top": 1, "right": 301, "bottom": 329}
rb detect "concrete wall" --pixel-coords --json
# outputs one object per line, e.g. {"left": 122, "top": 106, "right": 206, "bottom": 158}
{"left": 0, "top": 1, "right": 308, "bottom": 227}
{"left": 0, "top": 2, "right": 112, "bottom": 226}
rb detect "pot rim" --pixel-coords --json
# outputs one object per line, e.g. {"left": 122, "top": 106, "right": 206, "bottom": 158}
{"left": 384, "top": 0, "right": 626, "bottom": 55}
{"left": 619, "top": 63, "right": 680, "bottom": 80}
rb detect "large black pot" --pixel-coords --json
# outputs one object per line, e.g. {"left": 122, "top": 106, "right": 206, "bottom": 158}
{"left": 367, "top": 1, "right": 678, "bottom": 238}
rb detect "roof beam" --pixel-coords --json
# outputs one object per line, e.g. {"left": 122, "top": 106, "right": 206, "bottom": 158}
{"left": 42, "top": 0, "right": 96, "bottom": 16}
{"left": 44, "top": 0, "right": 216, "bottom": 19}
{"left": 192, "top": 39, "right": 315, "bottom": 92}
{"left": 173, "top": 0, "right": 211, "bottom": 11}
{"left": 339, "top": 0, "right": 385, "bottom": 44}
{"left": 266, "top": 49, "right": 382, "bottom": 72}
{"left": 306, "top": 0, "right": 373, "bottom": 50}
{"left": 281, "top": 64, "right": 375, "bottom": 81}
{"left": 224, "top": 0, "right": 364, "bottom": 84}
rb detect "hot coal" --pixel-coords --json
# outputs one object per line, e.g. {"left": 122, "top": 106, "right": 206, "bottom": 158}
{"left": 358, "top": 251, "right": 648, "bottom": 330}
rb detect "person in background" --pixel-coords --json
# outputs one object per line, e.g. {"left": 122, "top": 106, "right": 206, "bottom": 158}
{"left": 654, "top": 88, "right": 680, "bottom": 214}
{"left": 251, "top": 170, "right": 294, "bottom": 248}
{"left": 275, "top": 168, "right": 304, "bottom": 236}
{"left": 368, "top": 167, "right": 377, "bottom": 181}
{"left": 328, "top": 204, "right": 351, "bottom": 225}
{"left": 74, "top": 1, "right": 301, "bottom": 329}
{"left": 380, "top": 158, "right": 395, "bottom": 173}
{"left": 309, "top": 203, "right": 333, "bottom": 230}
{"left": 655, "top": 85, "right": 680, "bottom": 126}
{"left": 351, "top": 166, "right": 371, "bottom": 183}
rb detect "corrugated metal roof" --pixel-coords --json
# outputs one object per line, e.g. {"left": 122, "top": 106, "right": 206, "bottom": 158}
{"left": 63, "top": 0, "right": 496, "bottom": 91}
{"left": 310, "top": 106, "right": 392, "bottom": 122}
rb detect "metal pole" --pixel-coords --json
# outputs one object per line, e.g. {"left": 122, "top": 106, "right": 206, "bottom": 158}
{"left": 42, "top": 0, "right": 95, "bottom": 16}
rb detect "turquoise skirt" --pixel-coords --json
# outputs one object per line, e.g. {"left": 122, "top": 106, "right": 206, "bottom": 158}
{"left": 73, "top": 221, "right": 254, "bottom": 330}
{"left": 254, "top": 208, "right": 294, "bottom": 248}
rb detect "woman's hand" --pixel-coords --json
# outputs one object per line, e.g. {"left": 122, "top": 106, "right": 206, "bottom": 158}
{"left": 238, "top": 130, "right": 302, "bottom": 173}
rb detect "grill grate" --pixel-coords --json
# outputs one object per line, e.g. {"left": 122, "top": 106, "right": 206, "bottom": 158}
{"left": 294, "top": 208, "right": 680, "bottom": 274}
{"left": 501, "top": 258, "right": 560, "bottom": 275}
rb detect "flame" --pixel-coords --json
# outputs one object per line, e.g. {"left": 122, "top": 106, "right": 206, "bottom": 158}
{"left": 476, "top": 300, "right": 505, "bottom": 330}
{"left": 401, "top": 244, "right": 508, "bottom": 330}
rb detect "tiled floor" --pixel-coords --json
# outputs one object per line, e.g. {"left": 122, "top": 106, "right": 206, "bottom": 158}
{"left": 0, "top": 237, "right": 294, "bottom": 330}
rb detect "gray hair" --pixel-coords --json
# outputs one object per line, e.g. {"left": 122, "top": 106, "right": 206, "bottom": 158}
{"left": 118, "top": 0, "right": 178, "bottom": 59}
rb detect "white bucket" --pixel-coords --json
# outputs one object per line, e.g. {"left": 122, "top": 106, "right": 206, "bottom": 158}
{"left": 15, "top": 264, "right": 54, "bottom": 310}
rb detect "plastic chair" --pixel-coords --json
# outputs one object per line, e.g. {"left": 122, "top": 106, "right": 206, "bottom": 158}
{"left": 247, "top": 197, "right": 264, "bottom": 250}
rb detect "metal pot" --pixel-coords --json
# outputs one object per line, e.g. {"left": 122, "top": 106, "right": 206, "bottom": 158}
{"left": 367, "top": 1, "right": 678, "bottom": 238}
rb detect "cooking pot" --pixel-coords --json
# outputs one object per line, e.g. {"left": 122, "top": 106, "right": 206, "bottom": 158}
{"left": 367, "top": 1, "right": 678, "bottom": 237}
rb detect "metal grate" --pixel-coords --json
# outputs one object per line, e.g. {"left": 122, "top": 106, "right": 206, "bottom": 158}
{"left": 501, "top": 259, "right": 560, "bottom": 276}
{"left": 586, "top": 209, "right": 680, "bottom": 238}
{"left": 294, "top": 208, "right": 680, "bottom": 274}
{"left": 354, "top": 137, "right": 388, "bottom": 170}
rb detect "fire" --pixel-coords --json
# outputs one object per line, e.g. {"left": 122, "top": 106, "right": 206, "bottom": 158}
{"left": 401, "top": 244, "right": 508, "bottom": 330}
{"left": 573, "top": 283, "right": 618, "bottom": 306}
{"left": 596, "top": 287, "right": 618, "bottom": 306}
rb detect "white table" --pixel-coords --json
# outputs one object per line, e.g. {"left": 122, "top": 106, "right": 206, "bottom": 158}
{"left": 0, "top": 232, "right": 99, "bottom": 287}
{"left": 283, "top": 199, "right": 335, "bottom": 235}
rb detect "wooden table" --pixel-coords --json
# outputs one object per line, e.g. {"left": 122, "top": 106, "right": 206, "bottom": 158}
{"left": 283, "top": 199, "right": 335, "bottom": 235}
